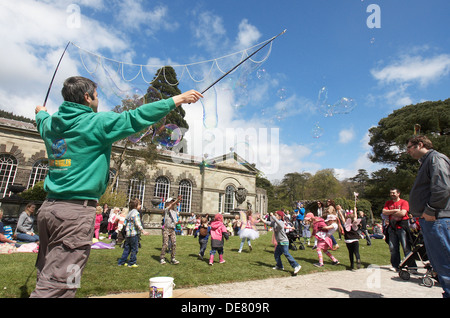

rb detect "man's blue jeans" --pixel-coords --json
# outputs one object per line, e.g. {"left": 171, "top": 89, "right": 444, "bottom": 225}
{"left": 387, "top": 226, "right": 415, "bottom": 268}
{"left": 419, "top": 218, "right": 450, "bottom": 298}
{"left": 274, "top": 243, "right": 299, "bottom": 269}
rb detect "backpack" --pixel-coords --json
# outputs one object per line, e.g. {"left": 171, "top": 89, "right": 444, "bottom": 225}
{"left": 199, "top": 225, "right": 208, "bottom": 237}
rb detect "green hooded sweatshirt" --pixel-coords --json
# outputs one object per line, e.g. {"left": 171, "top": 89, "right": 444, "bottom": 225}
{"left": 36, "top": 98, "right": 176, "bottom": 200}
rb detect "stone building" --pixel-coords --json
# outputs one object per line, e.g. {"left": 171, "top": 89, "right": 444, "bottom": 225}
{"left": 0, "top": 117, "right": 267, "bottom": 219}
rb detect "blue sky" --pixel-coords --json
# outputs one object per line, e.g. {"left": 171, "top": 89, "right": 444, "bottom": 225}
{"left": 1, "top": 0, "right": 450, "bottom": 182}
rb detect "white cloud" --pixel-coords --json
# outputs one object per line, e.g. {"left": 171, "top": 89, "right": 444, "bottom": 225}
{"left": 369, "top": 51, "right": 450, "bottom": 109}
{"left": 0, "top": 0, "right": 130, "bottom": 118}
{"left": 371, "top": 53, "right": 450, "bottom": 86}
{"left": 338, "top": 128, "right": 355, "bottom": 144}
{"left": 113, "top": 1, "right": 177, "bottom": 34}
{"left": 191, "top": 11, "right": 228, "bottom": 54}
{"left": 235, "top": 19, "right": 262, "bottom": 50}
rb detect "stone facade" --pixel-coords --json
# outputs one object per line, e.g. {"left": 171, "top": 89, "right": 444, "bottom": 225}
{"left": 0, "top": 118, "right": 267, "bottom": 217}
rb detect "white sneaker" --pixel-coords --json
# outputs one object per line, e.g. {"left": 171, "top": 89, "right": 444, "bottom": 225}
{"left": 293, "top": 265, "right": 302, "bottom": 275}
{"left": 272, "top": 266, "right": 284, "bottom": 270}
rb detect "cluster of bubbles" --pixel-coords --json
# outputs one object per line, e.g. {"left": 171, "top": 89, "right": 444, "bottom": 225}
{"left": 317, "top": 86, "right": 356, "bottom": 117}
{"left": 311, "top": 122, "right": 324, "bottom": 139}
{"left": 311, "top": 86, "right": 357, "bottom": 139}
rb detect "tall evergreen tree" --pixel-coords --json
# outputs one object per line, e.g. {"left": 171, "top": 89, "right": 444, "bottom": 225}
{"left": 148, "top": 66, "right": 189, "bottom": 130}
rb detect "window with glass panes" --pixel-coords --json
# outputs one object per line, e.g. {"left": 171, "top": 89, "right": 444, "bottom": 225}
{"left": 178, "top": 179, "right": 192, "bottom": 213}
{"left": 224, "top": 185, "right": 235, "bottom": 213}
{"left": 128, "top": 173, "right": 146, "bottom": 204}
{"left": 154, "top": 176, "right": 170, "bottom": 208}
{"left": 0, "top": 154, "right": 18, "bottom": 198}
{"left": 27, "top": 159, "right": 49, "bottom": 188}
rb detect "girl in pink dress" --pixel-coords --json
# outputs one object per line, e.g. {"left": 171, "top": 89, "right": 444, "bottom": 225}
{"left": 94, "top": 206, "right": 103, "bottom": 239}
{"left": 305, "top": 214, "right": 339, "bottom": 267}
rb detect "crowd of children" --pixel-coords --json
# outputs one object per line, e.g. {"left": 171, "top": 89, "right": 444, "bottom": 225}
{"left": 95, "top": 198, "right": 381, "bottom": 273}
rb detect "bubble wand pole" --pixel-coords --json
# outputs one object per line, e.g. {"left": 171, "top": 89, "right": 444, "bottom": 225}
{"left": 43, "top": 41, "right": 71, "bottom": 107}
{"left": 200, "top": 29, "right": 287, "bottom": 95}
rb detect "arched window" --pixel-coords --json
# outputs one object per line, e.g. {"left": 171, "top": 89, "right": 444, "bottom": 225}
{"left": 0, "top": 154, "right": 18, "bottom": 197}
{"left": 128, "top": 173, "right": 146, "bottom": 204}
{"left": 224, "top": 185, "right": 235, "bottom": 213}
{"left": 178, "top": 179, "right": 192, "bottom": 213}
{"left": 154, "top": 176, "right": 170, "bottom": 208}
{"left": 27, "top": 159, "right": 49, "bottom": 188}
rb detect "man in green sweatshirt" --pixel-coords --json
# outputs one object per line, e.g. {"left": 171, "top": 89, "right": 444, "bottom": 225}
{"left": 30, "top": 76, "right": 202, "bottom": 298}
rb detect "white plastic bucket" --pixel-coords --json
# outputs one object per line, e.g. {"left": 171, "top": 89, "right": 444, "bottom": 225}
{"left": 149, "top": 277, "right": 175, "bottom": 298}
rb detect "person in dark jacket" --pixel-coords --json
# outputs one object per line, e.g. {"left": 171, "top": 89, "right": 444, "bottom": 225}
{"left": 407, "top": 135, "right": 450, "bottom": 298}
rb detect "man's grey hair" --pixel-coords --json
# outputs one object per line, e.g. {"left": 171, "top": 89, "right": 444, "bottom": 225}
{"left": 61, "top": 76, "right": 97, "bottom": 105}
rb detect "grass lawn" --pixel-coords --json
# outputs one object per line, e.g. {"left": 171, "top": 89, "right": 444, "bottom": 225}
{"left": 0, "top": 233, "right": 391, "bottom": 298}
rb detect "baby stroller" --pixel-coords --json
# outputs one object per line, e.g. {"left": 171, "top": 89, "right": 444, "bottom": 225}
{"left": 398, "top": 232, "right": 438, "bottom": 287}
{"left": 287, "top": 228, "right": 304, "bottom": 251}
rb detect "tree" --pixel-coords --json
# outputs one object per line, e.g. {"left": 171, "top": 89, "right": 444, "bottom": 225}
{"left": 368, "top": 98, "right": 450, "bottom": 166}
{"left": 150, "top": 66, "right": 189, "bottom": 131}
{"left": 279, "top": 172, "right": 312, "bottom": 204}
{"left": 367, "top": 99, "right": 450, "bottom": 215}
{"left": 305, "top": 169, "right": 341, "bottom": 199}
{"left": 349, "top": 169, "right": 369, "bottom": 197}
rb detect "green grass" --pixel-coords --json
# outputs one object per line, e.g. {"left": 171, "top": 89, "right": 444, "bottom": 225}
{"left": 0, "top": 233, "right": 391, "bottom": 298}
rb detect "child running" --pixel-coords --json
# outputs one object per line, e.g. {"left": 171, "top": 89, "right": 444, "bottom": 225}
{"left": 209, "top": 214, "right": 229, "bottom": 265}
{"left": 194, "top": 217, "right": 210, "bottom": 260}
{"left": 238, "top": 210, "right": 261, "bottom": 253}
{"left": 261, "top": 211, "right": 301, "bottom": 275}
{"left": 306, "top": 214, "right": 339, "bottom": 267}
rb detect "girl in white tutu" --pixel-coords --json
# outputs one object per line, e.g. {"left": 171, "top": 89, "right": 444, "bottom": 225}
{"left": 238, "top": 210, "right": 261, "bottom": 253}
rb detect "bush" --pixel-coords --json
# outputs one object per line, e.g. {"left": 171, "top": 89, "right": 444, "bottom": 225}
{"left": 19, "top": 181, "right": 47, "bottom": 201}
{"left": 99, "top": 185, "right": 128, "bottom": 208}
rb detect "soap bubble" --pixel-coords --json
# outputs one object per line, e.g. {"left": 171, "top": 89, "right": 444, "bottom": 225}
{"left": 316, "top": 86, "right": 356, "bottom": 117}
{"left": 334, "top": 97, "right": 356, "bottom": 114}
{"left": 152, "top": 123, "right": 182, "bottom": 147}
{"left": 318, "top": 86, "right": 328, "bottom": 105}
{"left": 256, "top": 68, "right": 268, "bottom": 80}
{"left": 146, "top": 86, "right": 163, "bottom": 102}
{"left": 234, "top": 86, "right": 249, "bottom": 109}
{"left": 277, "top": 88, "right": 287, "bottom": 100}
{"left": 200, "top": 86, "right": 218, "bottom": 129}
{"left": 312, "top": 122, "right": 324, "bottom": 139}
{"left": 122, "top": 87, "right": 146, "bottom": 107}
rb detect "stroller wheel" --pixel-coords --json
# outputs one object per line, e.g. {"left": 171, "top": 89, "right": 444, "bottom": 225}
{"left": 423, "top": 276, "right": 434, "bottom": 288}
{"left": 399, "top": 269, "right": 410, "bottom": 281}
{"left": 291, "top": 243, "right": 297, "bottom": 251}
